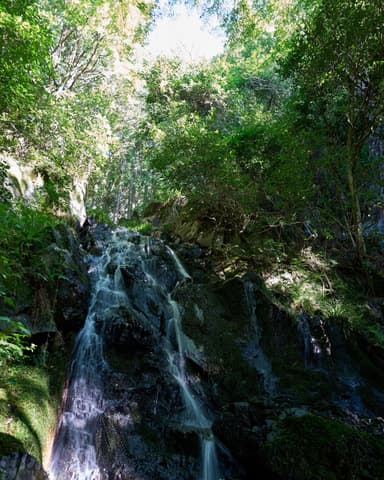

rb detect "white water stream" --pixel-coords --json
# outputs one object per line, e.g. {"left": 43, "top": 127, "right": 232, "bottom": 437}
{"left": 243, "top": 281, "right": 277, "bottom": 397}
{"left": 50, "top": 229, "right": 221, "bottom": 480}
{"left": 141, "top": 234, "right": 221, "bottom": 480}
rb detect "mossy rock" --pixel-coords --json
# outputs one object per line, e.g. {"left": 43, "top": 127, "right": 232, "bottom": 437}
{"left": 262, "top": 414, "right": 384, "bottom": 480}
{"left": 0, "top": 343, "right": 70, "bottom": 464}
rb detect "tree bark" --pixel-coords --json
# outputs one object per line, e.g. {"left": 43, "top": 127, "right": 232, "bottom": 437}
{"left": 346, "top": 123, "right": 366, "bottom": 261}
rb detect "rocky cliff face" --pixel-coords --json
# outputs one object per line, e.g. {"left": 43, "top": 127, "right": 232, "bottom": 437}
{"left": 173, "top": 244, "right": 384, "bottom": 479}
{"left": 52, "top": 225, "right": 384, "bottom": 479}
{"left": 2, "top": 220, "right": 384, "bottom": 480}
{"left": 142, "top": 199, "right": 384, "bottom": 478}
{"left": 4, "top": 223, "right": 90, "bottom": 341}
{"left": 1, "top": 154, "right": 87, "bottom": 225}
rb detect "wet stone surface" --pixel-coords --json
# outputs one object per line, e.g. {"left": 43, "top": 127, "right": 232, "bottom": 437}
{"left": 0, "top": 453, "right": 48, "bottom": 480}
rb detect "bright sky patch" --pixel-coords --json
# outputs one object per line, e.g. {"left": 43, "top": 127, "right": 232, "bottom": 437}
{"left": 145, "top": 3, "right": 225, "bottom": 62}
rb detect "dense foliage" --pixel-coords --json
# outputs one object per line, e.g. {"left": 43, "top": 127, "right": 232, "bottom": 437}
{"left": 136, "top": 0, "right": 383, "bottom": 261}
{"left": 1, "top": 0, "right": 382, "bottom": 241}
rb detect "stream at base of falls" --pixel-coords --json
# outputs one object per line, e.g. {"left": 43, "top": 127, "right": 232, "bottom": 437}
{"left": 49, "top": 228, "right": 221, "bottom": 480}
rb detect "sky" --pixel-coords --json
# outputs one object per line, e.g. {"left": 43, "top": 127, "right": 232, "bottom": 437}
{"left": 144, "top": 2, "right": 226, "bottom": 62}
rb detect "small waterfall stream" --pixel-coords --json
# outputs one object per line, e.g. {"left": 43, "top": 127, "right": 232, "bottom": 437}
{"left": 50, "top": 239, "right": 121, "bottom": 479}
{"left": 49, "top": 228, "right": 221, "bottom": 480}
{"left": 139, "top": 233, "right": 221, "bottom": 480}
{"left": 243, "top": 281, "right": 277, "bottom": 397}
{"left": 296, "top": 314, "right": 384, "bottom": 416}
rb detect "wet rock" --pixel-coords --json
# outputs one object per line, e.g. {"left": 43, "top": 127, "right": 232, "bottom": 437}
{"left": 177, "top": 244, "right": 204, "bottom": 259}
{"left": 213, "top": 410, "right": 266, "bottom": 477}
{"left": 45, "top": 244, "right": 89, "bottom": 333}
{"left": 0, "top": 434, "right": 25, "bottom": 459}
{"left": 297, "top": 313, "right": 332, "bottom": 370}
{"left": 101, "top": 306, "right": 157, "bottom": 350}
{"left": 94, "top": 398, "right": 200, "bottom": 480}
{"left": 30, "top": 223, "right": 91, "bottom": 334}
{"left": 120, "top": 267, "right": 135, "bottom": 287}
{"left": 0, "top": 453, "right": 48, "bottom": 480}
{"left": 356, "top": 330, "right": 384, "bottom": 370}
{"left": 79, "top": 219, "right": 111, "bottom": 254}
{"left": 213, "top": 277, "right": 253, "bottom": 328}
{"left": 162, "top": 424, "right": 200, "bottom": 456}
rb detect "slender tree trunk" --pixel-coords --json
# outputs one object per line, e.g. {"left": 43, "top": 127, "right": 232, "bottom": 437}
{"left": 114, "top": 184, "right": 122, "bottom": 224}
{"left": 113, "top": 159, "right": 126, "bottom": 224}
{"left": 346, "top": 124, "right": 366, "bottom": 261}
{"left": 129, "top": 163, "right": 137, "bottom": 217}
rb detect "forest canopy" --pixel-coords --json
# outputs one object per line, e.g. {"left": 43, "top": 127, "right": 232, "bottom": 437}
{"left": 0, "top": 0, "right": 383, "bottom": 261}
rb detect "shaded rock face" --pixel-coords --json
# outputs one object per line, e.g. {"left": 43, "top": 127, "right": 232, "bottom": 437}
{"left": 2, "top": 153, "right": 86, "bottom": 225}
{"left": 144, "top": 197, "right": 242, "bottom": 249}
{"left": 0, "top": 453, "right": 48, "bottom": 480}
{"left": 7, "top": 223, "right": 90, "bottom": 339}
{"left": 170, "top": 242, "right": 384, "bottom": 479}
{"left": 50, "top": 229, "right": 242, "bottom": 480}
{"left": 50, "top": 223, "right": 90, "bottom": 333}
{"left": 47, "top": 227, "right": 384, "bottom": 480}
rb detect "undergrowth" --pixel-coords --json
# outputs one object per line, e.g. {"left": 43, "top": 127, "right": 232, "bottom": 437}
{"left": 0, "top": 202, "right": 57, "bottom": 298}
{"left": 261, "top": 245, "right": 384, "bottom": 349}
{"left": 0, "top": 202, "right": 59, "bottom": 367}
{"left": 120, "top": 218, "right": 152, "bottom": 234}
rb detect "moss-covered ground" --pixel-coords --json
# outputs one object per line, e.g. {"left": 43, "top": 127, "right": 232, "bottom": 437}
{"left": 262, "top": 414, "right": 384, "bottom": 480}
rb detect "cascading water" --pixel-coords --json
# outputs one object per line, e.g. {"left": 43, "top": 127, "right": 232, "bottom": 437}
{"left": 49, "top": 239, "right": 126, "bottom": 480}
{"left": 296, "top": 313, "right": 384, "bottom": 416}
{"left": 49, "top": 228, "right": 221, "bottom": 480}
{"left": 297, "top": 313, "right": 331, "bottom": 370}
{"left": 140, "top": 234, "right": 221, "bottom": 480}
{"left": 243, "top": 281, "right": 277, "bottom": 397}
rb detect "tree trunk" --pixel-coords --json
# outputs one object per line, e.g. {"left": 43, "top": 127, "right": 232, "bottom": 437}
{"left": 113, "top": 159, "right": 126, "bottom": 224}
{"left": 114, "top": 184, "right": 122, "bottom": 224}
{"left": 346, "top": 124, "right": 366, "bottom": 261}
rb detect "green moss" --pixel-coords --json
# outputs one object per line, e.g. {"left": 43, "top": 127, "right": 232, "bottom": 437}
{"left": 119, "top": 219, "right": 152, "bottom": 234}
{"left": 0, "top": 363, "right": 54, "bottom": 462}
{"left": 262, "top": 414, "right": 384, "bottom": 480}
{"left": 274, "top": 366, "right": 333, "bottom": 404}
{"left": 0, "top": 343, "right": 69, "bottom": 463}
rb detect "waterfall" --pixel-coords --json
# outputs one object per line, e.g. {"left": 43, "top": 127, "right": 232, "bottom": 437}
{"left": 243, "top": 281, "right": 277, "bottom": 397}
{"left": 140, "top": 240, "right": 221, "bottom": 480}
{"left": 49, "top": 228, "right": 221, "bottom": 480}
{"left": 49, "top": 240, "right": 126, "bottom": 480}
{"left": 297, "top": 314, "right": 331, "bottom": 370}
{"left": 166, "top": 245, "right": 191, "bottom": 281}
{"left": 296, "top": 314, "right": 378, "bottom": 415}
